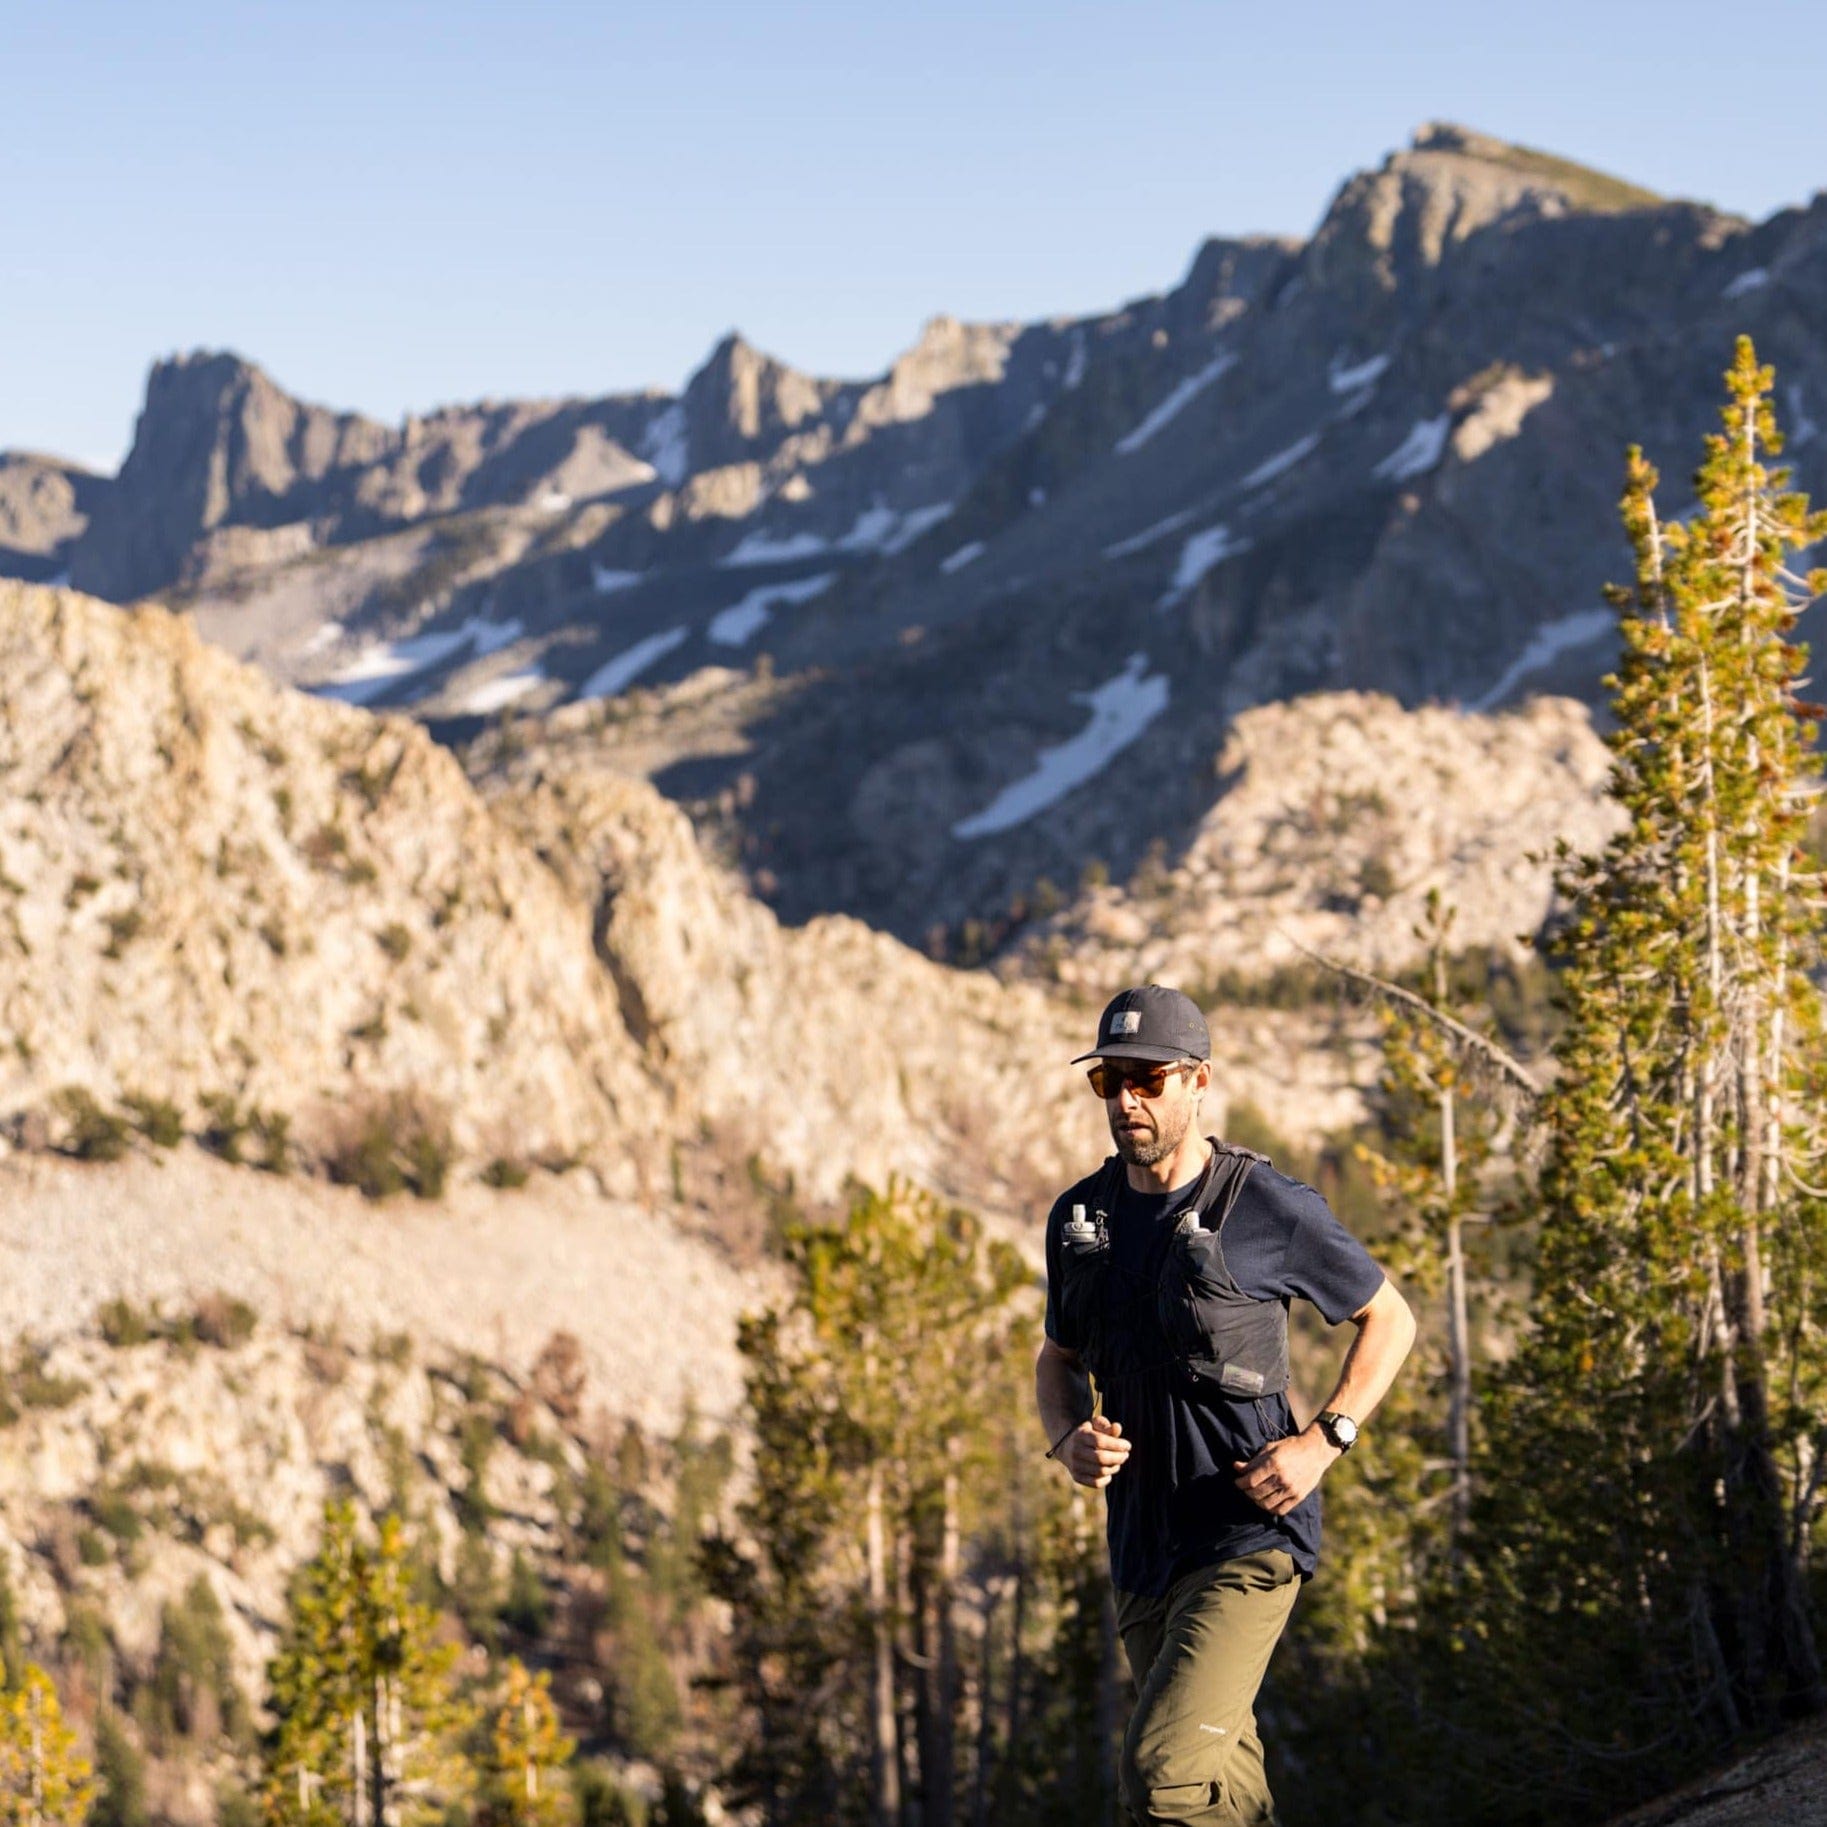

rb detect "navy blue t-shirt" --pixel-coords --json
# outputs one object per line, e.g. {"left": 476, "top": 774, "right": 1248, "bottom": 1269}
{"left": 1043, "top": 1150, "right": 1384, "bottom": 1597}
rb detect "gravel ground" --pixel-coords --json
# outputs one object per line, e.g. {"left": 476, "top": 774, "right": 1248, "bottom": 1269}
{"left": 0, "top": 1144, "right": 762, "bottom": 1432}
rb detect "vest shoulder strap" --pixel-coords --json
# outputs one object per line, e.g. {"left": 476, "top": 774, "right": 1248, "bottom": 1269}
{"left": 1090, "top": 1154, "right": 1125, "bottom": 1219}
{"left": 1189, "top": 1137, "right": 1267, "bottom": 1234}
{"left": 1089, "top": 1139, "right": 1265, "bottom": 1231}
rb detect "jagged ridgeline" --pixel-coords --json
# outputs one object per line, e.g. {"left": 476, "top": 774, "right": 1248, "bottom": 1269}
{"left": 7, "top": 123, "right": 1823, "bottom": 946}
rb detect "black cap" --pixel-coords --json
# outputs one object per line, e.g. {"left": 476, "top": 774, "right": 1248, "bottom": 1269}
{"left": 1071, "top": 984, "right": 1211, "bottom": 1065}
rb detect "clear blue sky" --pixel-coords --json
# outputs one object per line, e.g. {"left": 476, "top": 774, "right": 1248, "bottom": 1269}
{"left": 5, "top": 0, "right": 1824, "bottom": 471}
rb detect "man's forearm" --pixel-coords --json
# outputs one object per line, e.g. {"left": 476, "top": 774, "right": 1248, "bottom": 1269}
{"left": 1035, "top": 1343, "right": 1094, "bottom": 1447}
{"left": 1315, "top": 1281, "right": 1416, "bottom": 1429}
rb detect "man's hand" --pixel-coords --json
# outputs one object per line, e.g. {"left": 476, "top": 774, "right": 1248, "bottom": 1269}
{"left": 1232, "top": 1428, "right": 1339, "bottom": 1517}
{"left": 1061, "top": 1415, "right": 1132, "bottom": 1490}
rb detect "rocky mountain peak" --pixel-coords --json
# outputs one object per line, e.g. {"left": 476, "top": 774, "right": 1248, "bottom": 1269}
{"left": 680, "top": 331, "right": 828, "bottom": 461}
{"left": 70, "top": 352, "right": 394, "bottom": 603}
{"left": 1303, "top": 122, "right": 1672, "bottom": 306}
{"left": 1172, "top": 235, "right": 1300, "bottom": 333}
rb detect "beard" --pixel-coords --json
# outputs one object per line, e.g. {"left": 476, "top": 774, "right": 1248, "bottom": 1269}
{"left": 1111, "top": 1093, "right": 1195, "bottom": 1166}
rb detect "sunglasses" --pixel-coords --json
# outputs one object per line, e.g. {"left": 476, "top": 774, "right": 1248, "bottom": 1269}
{"left": 1086, "top": 1059, "right": 1198, "bottom": 1100}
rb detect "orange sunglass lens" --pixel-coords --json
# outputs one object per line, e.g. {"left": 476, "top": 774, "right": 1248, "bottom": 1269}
{"left": 1088, "top": 1063, "right": 1171, "bottom": 1098}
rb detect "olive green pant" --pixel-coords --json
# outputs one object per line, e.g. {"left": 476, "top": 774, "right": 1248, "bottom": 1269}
{"left": 1115, "top": 1550, "right": 1301, "bottom": 1827}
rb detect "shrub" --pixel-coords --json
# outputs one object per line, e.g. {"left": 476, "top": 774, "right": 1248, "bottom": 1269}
{"left": 103, "top": 907, "right": 143, "bottom": 957}
{"left": 98, "top": 1297, "right": 155, "bottom": 1347}
{"left": 14, "top": 1350, "right": 87, "bottom": 1409}
{"left": 1358, "top": 853, "right": 1399, "bottom": 902}
{"left": 324, "top": 1091, "right": 455, "bottom": 1200}
{"left": 302, "top": 823, "right": 348, "bottom": 868}
{"left": 499, "top": 1547, "right": 551, "bottom": 1639}
{"left": 481, "top": 1155, "right": 529, "bottom": 1190}
{"left": 574, "top": 1762, "right": 649, "bottom": 1827}
{"left": 120, "top": 1091, "right": 183, "bottom": 1148}
{"left": 191, "top": 1292, "right": 257, "bottom": 1349}
{"left": 50, "top": 1086, "right": 131, "bottom": 1161}
{"left": 198, "top": 1093, "right": 248, "bottom": 1164}
{"left": 91, "top": 1489, "right": 143, "bottom": 1543}
{"left": 251, "top": 1106, "right": 292, "bottom": 1174}
{"left": 376, "top": 921, "right": 412, "bottom": 961}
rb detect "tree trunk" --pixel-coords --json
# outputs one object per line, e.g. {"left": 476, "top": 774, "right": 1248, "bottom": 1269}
{"left": 352, "top": 1702, "right": 368, "bottom": 1827}
{"left": 968, "top": 1582, "right": 1001, "bottom": 1827}
{"left": 866, "top": 1466, "right": 902, "bottom": 1827}
{"left": 928, "top": 1440, "right": 961, "bottom": 1827}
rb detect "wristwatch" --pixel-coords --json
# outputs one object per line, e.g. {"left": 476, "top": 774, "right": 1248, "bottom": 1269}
{"left": 1316, "top": 1410, "right": 1359, "bottom": 1452}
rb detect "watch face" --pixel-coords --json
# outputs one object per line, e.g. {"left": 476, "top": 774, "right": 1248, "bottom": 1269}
{"left": 1326, "top": 1412, "right": 1358, "bottom": 1447}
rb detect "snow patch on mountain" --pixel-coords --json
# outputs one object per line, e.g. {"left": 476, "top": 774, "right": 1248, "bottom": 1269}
{"left": 1466, "top": 610, "right": 1615, "bottom": 712}
{"left": 314, "top": 616, "right": 523, "bottom": 706}
{"left": 1159, "top": 524, "right": 1252, "bottom": 609}
{"left": 470, "top": 617, "right": 524, "bottom": 657}
{"left": 885, "top": 502, "right": 956, "bottom": 552}
{"left": 708, "top": 573, "right": 835, "bottom": 646}
{"left": 1115, "top": 352, "right": 1238, "bottom": 456}
{"left": 721, "top": 530, "right": 831, "bottom": 568}
{"left": 1104, "top": 509, "right": 1197, "bottom": 560}
{"left": 1723, "top": 267, "right": 1770, "bottom": 299}
{"left": 460, "top": 670, "right": 545, "bottom": 715}
{"left": 1063, "top": 331, "right": 1088, "bottom": 391}
{"left": 1243, "top": 433, "right": 1321, "bottom": 490}
{"left": 837, "top": 500, "right": 956, "bottom": 555}
{"left": 641, "top": 404, "right": 690, "bottom": 488}
{"left": 1374, "top": 416, "right": 1451, "bottom": 483}
{"left": 591, "top": 564, "right": 644, "bottom": 595}
{"left": 940, "top": 542, "right": 985, "bottom": 574}
{"left": 577, "top": 626, "right": 689, "bottom": 700}
{"left": 1329, "top": 352, "right": 1391, "bottom": 395}
{"left": 952, "top": 653, "right": 1170, "bottom": 839}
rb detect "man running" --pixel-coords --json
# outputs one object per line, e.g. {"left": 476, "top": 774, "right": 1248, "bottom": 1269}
{"left": 1036, "top": 984, "right": 1415, "bottom": 1826}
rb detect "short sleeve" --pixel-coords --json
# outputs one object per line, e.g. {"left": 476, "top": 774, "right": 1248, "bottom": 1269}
{"left": 1042, "top": 1192, "right": 1080, "bottom": 1348}
{"left": 1225, "top": 1166, "right": 1384, "bottom": 1325}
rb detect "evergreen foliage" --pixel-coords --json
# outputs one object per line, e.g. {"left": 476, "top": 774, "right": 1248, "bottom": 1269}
{"left": 87, "top": 1715, "right": 147, "bottom": 1827}
{"left": 0, "top": 1660, "right": 94, "bottom": 1826}
{"left": 477, "top": 1661, "right": 575, "bottom": 1827}
{"left": 705, "top": 1180, "right": 1115, "bottom": 1827}
{"left": 263, "top": 1501, "right": 473, "bottom": 1827}
{"left": 1458, "top": 340, "right": 1827, "bottom": 1811}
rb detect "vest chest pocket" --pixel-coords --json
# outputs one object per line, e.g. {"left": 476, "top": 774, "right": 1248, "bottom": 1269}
{"left": 1056, "top": 1209, "right": 1110, "bottom": 1366}
{"left": 1159, "top": 1219, "right": 1229, "bottom": 1359}
{"left": 1158, "top": 1217, "right": 1291, "bottom": 1398}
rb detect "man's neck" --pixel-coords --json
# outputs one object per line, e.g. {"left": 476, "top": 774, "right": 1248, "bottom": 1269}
{"left": 1125, "top": 1130, "right": 1212, "bottom": 1196}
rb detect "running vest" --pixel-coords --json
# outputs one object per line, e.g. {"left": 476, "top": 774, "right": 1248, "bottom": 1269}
{"left": 1055, "top": 1139, "right": 1289, "bottom": 1398}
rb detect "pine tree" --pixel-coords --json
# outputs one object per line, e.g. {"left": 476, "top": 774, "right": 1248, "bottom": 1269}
{"left": 1469, "top": 339, "right": 1827, "bottom": 1810}
{"left": 264, "top": 1502, "right": 472, "bottom": 1827}
{"left": 479, "top": 1661, "right": 575, "bottom": 1827}
{"left": 0, "top": 1661, "right": 94, "bottom": 1827}
{"left": 705, "top": 1181, "right": 1032, "bottom": 1827}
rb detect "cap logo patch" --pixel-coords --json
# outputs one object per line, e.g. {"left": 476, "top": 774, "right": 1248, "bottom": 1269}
{"left": 1110, "top": 1011, "right": 1141, "bottom": 1035}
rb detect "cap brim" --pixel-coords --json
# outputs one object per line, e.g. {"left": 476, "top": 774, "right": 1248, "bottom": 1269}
{"left": 1069, "top": 1041, "right": 1207, "bottom": 1065}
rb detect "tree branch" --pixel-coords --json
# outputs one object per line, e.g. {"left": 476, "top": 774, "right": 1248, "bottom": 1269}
{"left": 1280, "top": 933, "right": 1543, "bottom": 1099}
